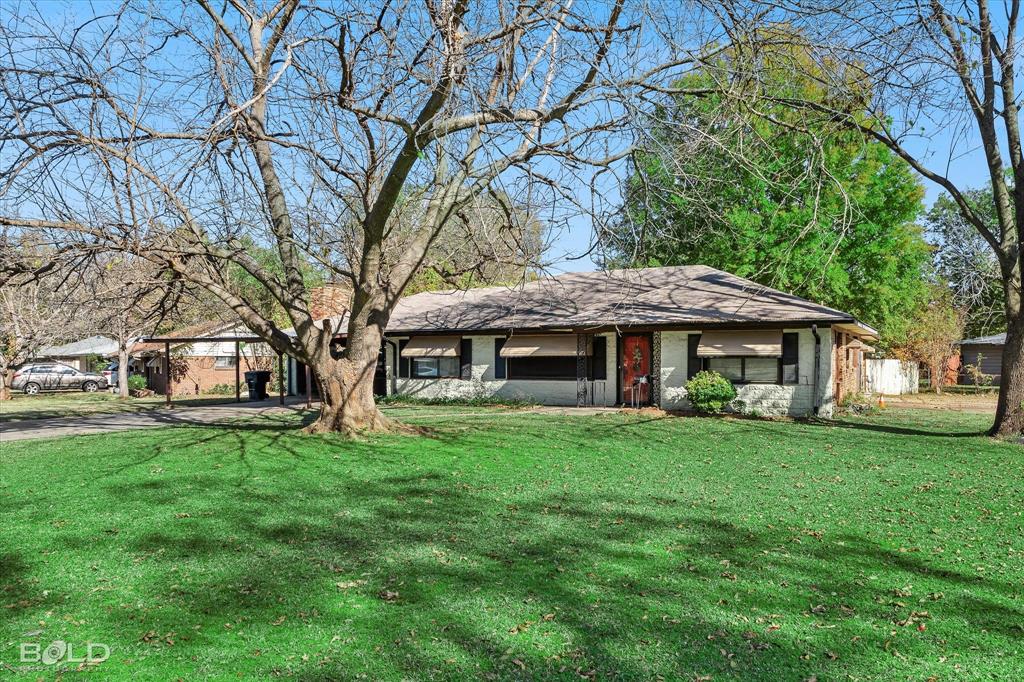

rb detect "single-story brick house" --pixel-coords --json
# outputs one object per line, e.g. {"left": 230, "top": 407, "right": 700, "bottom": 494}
{"left": 131, "top": 321, "right": 276, "bottom": 396}
{"left": 958, "top": 332, "right": 1005, "bottom": 386}
{"left": 287, "top": 265, "right": 877, "bottom": 417}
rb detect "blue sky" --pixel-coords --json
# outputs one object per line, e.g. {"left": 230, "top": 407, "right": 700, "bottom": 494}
{"left": 19, "top": 0, "right": 1006, "bottom": 276}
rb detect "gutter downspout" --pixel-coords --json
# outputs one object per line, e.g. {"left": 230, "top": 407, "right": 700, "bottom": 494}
{"left": 384, "top": 338, "right": 399, "bottom": 397}
{"left": 811, "top": 325, "right": 821, "bottom": 416}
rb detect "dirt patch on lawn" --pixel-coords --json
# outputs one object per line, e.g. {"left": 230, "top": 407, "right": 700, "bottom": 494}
{"left": 880, "top": 392, "right": 997, "bottom": 414}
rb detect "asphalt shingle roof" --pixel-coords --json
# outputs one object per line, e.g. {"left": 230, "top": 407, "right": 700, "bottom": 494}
{"left": 960, "top": 333, "right": 1007, "bottom": 345}
{"left": 38, "top": 335, "right": 118, "bottom": 357}
{"left": 317, "top": 265, "right": 866, "bottom": 335}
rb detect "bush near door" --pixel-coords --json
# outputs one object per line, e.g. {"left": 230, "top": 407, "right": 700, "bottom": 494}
{"left": 684, "top": 370, "right": 737, "bottom": 413}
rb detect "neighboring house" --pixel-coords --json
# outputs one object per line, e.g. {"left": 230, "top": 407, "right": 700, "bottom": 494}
{"left": 287, "top": 265, "right": 877, "bottom": 417}
{"left": 958, "top": 333, "right": 1006, "bottom": 386}
{"left": 130, "top": 321, "right": 277, "bottom": 396}
{"left": 34, "top": 335, "right": 118, "bottom": 371}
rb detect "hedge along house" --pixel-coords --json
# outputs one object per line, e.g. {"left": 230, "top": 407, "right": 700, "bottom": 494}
{"left": 287, "top": 266, "right": 876, "bottom": 417}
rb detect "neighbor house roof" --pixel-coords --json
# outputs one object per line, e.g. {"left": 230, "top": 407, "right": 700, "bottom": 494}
{"left": 305, "top": 265, "right": 877, "bottom": 338}
{"left": 960, "top": 332, "right": 1006, "bottom": 346}
{"left": 130, "top": 320, "right": 241, "bottom": 355}
{"left": 38, "top": 335, "right": 118, "bottom": 357}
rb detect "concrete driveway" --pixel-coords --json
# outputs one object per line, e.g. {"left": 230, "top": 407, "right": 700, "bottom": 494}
{"left": 1, "top": 399, "right": 310, "bottom": 443}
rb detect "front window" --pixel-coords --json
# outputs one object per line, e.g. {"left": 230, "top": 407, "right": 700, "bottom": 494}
{"left": 214, "top": 356, "right": 237, "bottom": 369}
{"left": 691, "top": 332, "right": 800, "bottom": 385}
{"left": 744, "top": 357, "right": 780, "bottom": 383}
{"left": 507, "top": 356, "right": 578, "bottom": 380}
{"left": 411, "top": 357, "right": 460, "bottom": 378}
{"left": 705, "top": 357, "right": 779, "bottom": 384}
{"left": 707, "top": 357, "right": 743, "bottom": 382}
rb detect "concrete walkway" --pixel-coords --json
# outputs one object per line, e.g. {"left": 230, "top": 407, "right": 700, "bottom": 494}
{"left": 1, "top": 398, "right": 310, "bottom": 443}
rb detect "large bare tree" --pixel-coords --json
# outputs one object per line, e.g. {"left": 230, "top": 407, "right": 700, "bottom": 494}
{"left": 0, "top": 0, "right": 715, "bottom": 433}
{"left": 702, "top": 1, "right": 1023, "bottom": 436}
{"left": 0, "top": 248, "right": 91, "bottom": 400}
{"left": 86, "top": 256, "right": 184, "bottom": 398}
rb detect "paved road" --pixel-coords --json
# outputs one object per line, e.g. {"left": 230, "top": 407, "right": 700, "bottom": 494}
{"left": 1, "top": 399, "right": 311, "bottom": 443}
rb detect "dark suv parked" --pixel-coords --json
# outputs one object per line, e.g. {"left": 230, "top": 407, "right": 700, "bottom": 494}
{"left": 10, "top": 363, "right": 109, "bottom": 395}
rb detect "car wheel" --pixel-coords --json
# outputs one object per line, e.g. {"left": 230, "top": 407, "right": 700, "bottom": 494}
{"left": 23, "top": 382, "right": 40, "bottom": 395}
{"left": 82, "top": 381, "right": 99, "bottom": 393}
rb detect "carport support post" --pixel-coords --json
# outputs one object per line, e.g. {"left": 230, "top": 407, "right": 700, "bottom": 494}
{"left": 234, "top": 340, "right": 241, "bottom": 403}
{"left": 278, "top": 351, "right": 285, "bottom": 405}
{"left": 305, "top": 364, "right": 311, "bottom": 409}
{"left": 164, "top": 341, "right": 171, "bottom": 408}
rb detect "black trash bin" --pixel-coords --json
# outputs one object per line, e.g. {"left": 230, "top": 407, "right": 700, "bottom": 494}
{"left": 244, "top": 370, "right": 272, "bottom": 401}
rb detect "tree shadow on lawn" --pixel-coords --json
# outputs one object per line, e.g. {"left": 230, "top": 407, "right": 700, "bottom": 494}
{"left": 55, "top": 435, "right": 1020, "bottom": 678}
{"left": 0, "top": 553, "right": 32, "bottom": 612}
{"left": 7, "top": 419, "right": 1020, "bottom": 679}
{"left": 150, "top": 492, "right": 1021, "bottom": 678}
{"left": 806, "top": 418, "right": 990, "bottom": 439}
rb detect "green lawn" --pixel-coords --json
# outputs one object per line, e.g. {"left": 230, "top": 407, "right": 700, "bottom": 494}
{"left": 0, "top": 392, "right": 241, "bottom": 423}
{"left": 1, "top": 407, "right": 1020, "bottom": 680}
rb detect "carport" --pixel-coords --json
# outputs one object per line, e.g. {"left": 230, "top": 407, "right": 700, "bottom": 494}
{"left": 140, "top": 335, "right": 288, "bottom": 407}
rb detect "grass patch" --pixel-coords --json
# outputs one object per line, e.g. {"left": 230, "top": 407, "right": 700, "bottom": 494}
{"left": 0, "top": 392, "right": 243, "bottom": 423}
{"left": 0, "top": 408, "right": 1020, "bottom": 679}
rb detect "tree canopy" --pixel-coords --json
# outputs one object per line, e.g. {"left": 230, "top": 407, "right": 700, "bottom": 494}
{"left": 925, "top": 189, "right": 1008, "bottom": 339}
{"left": 607, "top": 37, "right": 930, "bottom": 346}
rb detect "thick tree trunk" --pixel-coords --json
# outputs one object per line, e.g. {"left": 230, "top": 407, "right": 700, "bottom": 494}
{"left": 118, "top": 346, "right": 130, "bottom": 399}
{"left": 310, "top": 362, "right": 391, "bottom": 435}
{"left": 0, "top": 368, "right": 10, "bottom": 401}
{"left": 931, "top": 361, "right": 944, "bottom": 395}
{"left": 991, "top": 300, "right": 1024, "bottom": 437}
{"left": 305, "top": 317, "right": 392, "bottom": 435}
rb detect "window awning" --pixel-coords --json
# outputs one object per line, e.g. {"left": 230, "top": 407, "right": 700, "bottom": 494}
{"left": 500, "top": 335, "right": 591, "bottom": 358}
{"left": 697, "top": 330, "right": 783, "bottom": 357}
{"left": 400, "top": 335, "right": 461, "bottom": 358}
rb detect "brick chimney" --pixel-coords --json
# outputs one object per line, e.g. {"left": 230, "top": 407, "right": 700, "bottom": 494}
{"left": 309, "top": 282, "right": 353, "bottom": 321}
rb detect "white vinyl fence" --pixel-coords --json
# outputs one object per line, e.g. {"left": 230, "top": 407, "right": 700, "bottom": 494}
{"left": 864, "top": 359, "right": 919, "bottom": 395}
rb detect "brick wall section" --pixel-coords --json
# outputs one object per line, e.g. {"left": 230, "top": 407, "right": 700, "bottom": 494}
{"left": 391, "top": 334, "right": 618, "bottom": 406}
{"left": 385, "top": 328, "right": 837, "bottom": 417}
{"left": 309, "top": 283, "right": 352, "bottom": 320}
{"left": 147, "top": 356, "right": 278, "bottom": 396}
{"left": 660, "top": 328, "right": 835, "bottom": 417}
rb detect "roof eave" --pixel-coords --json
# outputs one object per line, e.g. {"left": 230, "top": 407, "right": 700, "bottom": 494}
{"left": 349, "top": 317, "right": 859, "bottom": 338}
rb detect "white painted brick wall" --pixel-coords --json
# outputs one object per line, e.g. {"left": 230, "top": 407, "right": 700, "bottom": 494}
{"left": 658, "top": 327, "right": 835, "bottom": 417}
{"left": 390, "top": 334, "right": 616, "bottom": 406}
{"left": 385, "top": 328, "right": 836, "bottom": 416}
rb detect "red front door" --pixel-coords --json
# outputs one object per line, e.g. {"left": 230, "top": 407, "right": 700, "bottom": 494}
{"left": 621, "top": 334, "right": 652, "bottom": 405}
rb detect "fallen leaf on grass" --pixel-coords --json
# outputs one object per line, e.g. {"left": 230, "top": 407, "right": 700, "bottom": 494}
{"left": 509, "top": 620, "right": 534, "bottom": 634}
{"left": 336, "top": 580, "right": 366, "bottom": 590}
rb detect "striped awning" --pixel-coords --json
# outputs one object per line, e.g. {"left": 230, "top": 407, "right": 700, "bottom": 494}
{"left": 400, "top": 336, "right": 461, "bottom": 358}
{"left": 500, "top": 335, "right": 590, "bottom": 357}
{"left": 697, "top": 330, "right": 783, "bottom": 357}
